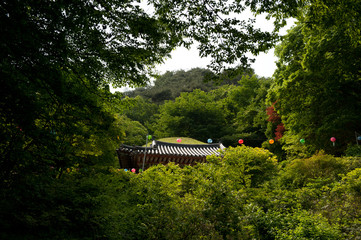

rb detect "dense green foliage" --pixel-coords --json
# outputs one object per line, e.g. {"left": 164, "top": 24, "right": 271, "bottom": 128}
{"left": 147, "top": 74, "right": 271, "bottom": 146}
{"left": 268, "top": 1, "right": 361, "bottom": 155}
{"left": 2, "top": 0, "right": 361, "bottom": 239}
{"left": 7, "top": 147, "right": 358, "bottom": 239}
{"left": 125, "top": 68, "right": 255, "bottom": 103}
{"left": 126, "top": 68, "right": 218, "bottom": 103}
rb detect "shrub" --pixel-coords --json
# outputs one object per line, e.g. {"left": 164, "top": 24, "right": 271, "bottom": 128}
{"left": 345, "top": 144, "right": 361, "bottom": 157}
{"left": 278, "top": 152, "right": 347, "bottom": 188}
{"left": 207, "top": 146, "right": 278, "bottom": 188}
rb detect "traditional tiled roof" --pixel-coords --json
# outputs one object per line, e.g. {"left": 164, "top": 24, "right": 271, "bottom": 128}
{"left": 116, "top": 140, "right": 225, "bottom": 170}
{"left": 118, "top": 140, "right": 224, "bottom": 157}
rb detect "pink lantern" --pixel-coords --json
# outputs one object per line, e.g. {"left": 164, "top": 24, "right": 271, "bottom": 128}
{"left": 330, "top": 137, "right": 336, "bottom": 146}
{"left": 177, "top": 138, "right": 182, "bottom": 143}
{"left": 238, "top": 139, "right": 244, "bottom": 144}
{"left": 131, "top": 168, "right": 136, "bottom": 173}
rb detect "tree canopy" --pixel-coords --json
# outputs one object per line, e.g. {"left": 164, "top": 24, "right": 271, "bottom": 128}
{"left": 149, "top": 73, "right": 272, "bottom": 146}
{"left": 2, "top": 0, "right": 361, "bottom": 239}
{"left": 268, "top": 2, "right": 361, "bottom": 154}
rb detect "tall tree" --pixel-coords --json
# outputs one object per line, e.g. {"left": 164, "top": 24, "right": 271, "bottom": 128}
{"left": 227, "top": 75, "right": 272, "bottom": 146}
{"left": 268, "top": 1, "right": 361, "bottom": 154}
{"left": 151, "top": 74, "right": 271, "bottom": 146}
{"left": 0, "top": 0, "right": 302, "bottom": 238}
{"left": 0, "top": 0, "right": 182, "bottom": 178}
{"left": 148, "top": 0, "right": 299, "bottom": 72}
{"left": 152, "top": 89, "right": 228, "bottom": 142}
{"left": 0, "top": 0, "right": 299, "bottom": 176}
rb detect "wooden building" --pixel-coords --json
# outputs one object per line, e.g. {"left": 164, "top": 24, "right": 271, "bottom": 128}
{"left": 116, "top": 140, "right": 225, "bottom": 170}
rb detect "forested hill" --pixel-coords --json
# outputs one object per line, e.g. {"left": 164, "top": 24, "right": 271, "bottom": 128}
{"left": 124, "top": 68, "right": 255, "bottom": 103}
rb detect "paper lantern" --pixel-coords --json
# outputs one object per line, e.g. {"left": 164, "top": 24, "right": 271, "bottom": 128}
{"left": 131, "top": 168, "right": 136, "bottom": 173}
{"left": 330, "top": 137, "right": 336, "bottom": 146}
{"left": 124, "top": 169, "right": 128, "bottom": 172}
{"left": 207, "top": 138, "right": 213, "bottom": 144}
{"left": 269, "top": 139, "right": 274, "bottom": 144}
{"left": 300, "top": 139, "right": 305, "bottom": 144}
{"left": 148, "top": 135, "right": 152, "bottom": 140}
{"left": 177, "top": 138, "right": 182, "bottom": 143}
{"left": 238, "top": 139, "right": 244, "bottom": 144}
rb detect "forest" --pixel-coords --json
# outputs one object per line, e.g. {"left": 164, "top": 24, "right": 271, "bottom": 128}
{"left": 1, "top": 0, "right": 361, "bottom": 239}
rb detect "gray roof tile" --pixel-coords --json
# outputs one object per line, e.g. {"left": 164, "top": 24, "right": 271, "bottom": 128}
{"left": 118, "top": 140, "right": 224, "bottom": 157}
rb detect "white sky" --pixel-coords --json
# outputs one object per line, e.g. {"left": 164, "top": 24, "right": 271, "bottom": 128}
{"left": 155, "top": 15, "right": 295, "bottom": 77}
{"left": 155, "top": 45, "right": 277, "bottom": 78}
{"left": 111, "top": 8, "right": 295, "bottom": 92}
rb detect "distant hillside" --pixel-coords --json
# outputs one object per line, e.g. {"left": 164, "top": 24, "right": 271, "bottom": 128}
{"left": 124, "top": 68, "right": 254, "bottom": 103}
{"left": 125, "top": 68, "right": 216, "bottom": 103}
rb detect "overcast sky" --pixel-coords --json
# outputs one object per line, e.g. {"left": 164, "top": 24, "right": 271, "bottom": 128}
{"left": 155, "top": 15, "right": 295, "bottom": 77}
{"left": 112, "top": 9, "right": 295, "bottom": 92}
{"left": 155, "top": 45, "right": 277, "bottom": 78}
